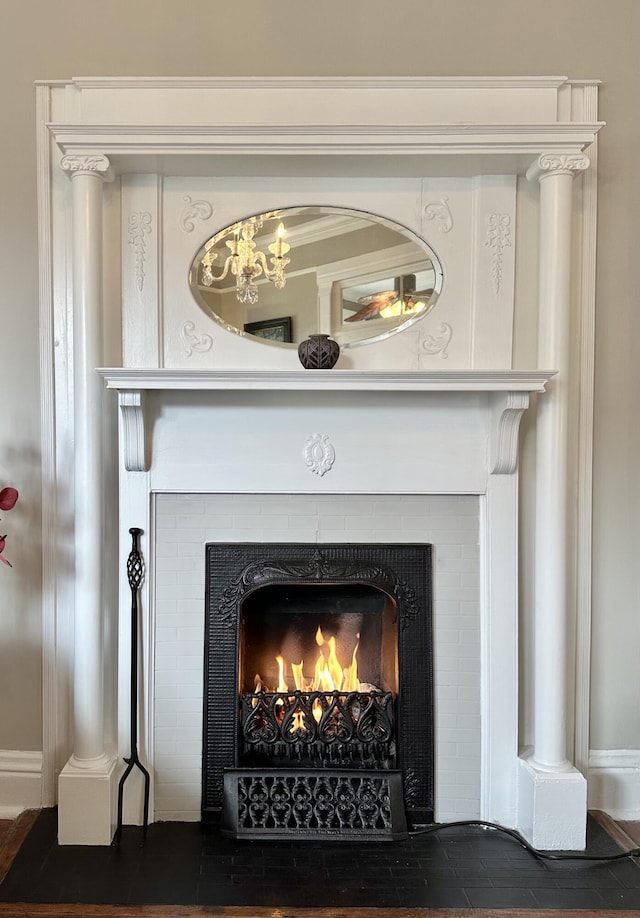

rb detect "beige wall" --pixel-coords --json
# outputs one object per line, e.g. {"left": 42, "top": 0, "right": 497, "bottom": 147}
{"left": 0, "top": 0, "right": 638, "bottom": 752}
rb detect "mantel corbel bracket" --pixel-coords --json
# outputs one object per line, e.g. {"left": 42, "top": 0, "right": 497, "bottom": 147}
{"left": 490, "top": 391, "right": 530, "bottom": 475}
{"left": 119, "top": 389, "right": 148, "bottom": 472}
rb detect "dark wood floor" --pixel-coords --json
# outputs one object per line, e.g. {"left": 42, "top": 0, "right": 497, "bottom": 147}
{"left": 0, "top": 811, "right": 38, "bottom": 884}
{"left": 0, "top": 810, "right": 638, "bottom": 917}
{"left": 4, "top": 909, "right": 640, "bottom": 918}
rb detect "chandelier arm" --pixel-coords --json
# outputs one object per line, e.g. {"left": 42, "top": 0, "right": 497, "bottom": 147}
{"left": 207, "top": 254, "right": 234, "bottom": 283}
{"left": 252, "top": 251, "right": 271, "bottom": 278}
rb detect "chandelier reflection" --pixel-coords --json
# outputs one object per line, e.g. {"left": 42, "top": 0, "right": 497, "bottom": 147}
{"left": 200, "top": 218, "right": 290, "bottom": 305}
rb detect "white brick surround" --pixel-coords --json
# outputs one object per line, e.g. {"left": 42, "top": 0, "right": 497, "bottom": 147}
{"left": 153, "top": 492, "right": 480, "bottom": 823}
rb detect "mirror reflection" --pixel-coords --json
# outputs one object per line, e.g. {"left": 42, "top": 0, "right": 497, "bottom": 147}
{"left": 189, "top": 206, "right": 443, "bottom": 348}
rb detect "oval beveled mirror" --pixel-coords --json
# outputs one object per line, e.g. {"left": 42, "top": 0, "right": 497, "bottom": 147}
{"left": 188, "top": 205, "right": 444, "bottom": 348}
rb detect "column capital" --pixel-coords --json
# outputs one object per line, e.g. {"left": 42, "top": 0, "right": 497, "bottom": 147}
{"left": 526, "top": 153, "right": 590, "bottom": 183}
{"left": 60, "top": 153, "right": 114, "bottom": 182}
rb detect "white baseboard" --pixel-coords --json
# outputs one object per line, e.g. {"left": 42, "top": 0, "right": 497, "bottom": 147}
{"left": 588, "top": 749, "right": 640, "bottom": 820}
{"left": 0, "top": 749, "right": 43, "bottom": 817}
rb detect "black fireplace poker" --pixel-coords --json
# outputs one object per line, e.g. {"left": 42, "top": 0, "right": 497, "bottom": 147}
{"left": 115, "top": 527, "right": 151, "bottom": 844}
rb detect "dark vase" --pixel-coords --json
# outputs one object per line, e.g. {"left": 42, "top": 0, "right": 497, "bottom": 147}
{"left": 297, "top": 334, "right": 340, "bottom": 370}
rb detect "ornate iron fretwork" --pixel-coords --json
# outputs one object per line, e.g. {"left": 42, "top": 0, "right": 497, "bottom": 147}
{"left": 222, "top": 770, "right": 408, "bottom": 839}
{"left": 216, "top": 548, "right": 419, "bottom": 631}
{"left": 241, "top": 690, "right": 395, "bottom": 768}
{"left": 402, "top": 766, "right": 420, "bottom": 807}
{"left": 204, "top": 543, "right": 435, "bottom": 827}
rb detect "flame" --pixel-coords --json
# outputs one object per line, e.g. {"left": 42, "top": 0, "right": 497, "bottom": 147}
{"left": 291, "top": 661, "right": 305, "bottom": 691}
{"left": 255, "top": 627, "right": 361, "bottom": 695}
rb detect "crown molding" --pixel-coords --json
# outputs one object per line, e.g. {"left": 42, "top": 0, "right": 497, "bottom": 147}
{"left": 48, "top": 122, "right": 603, "bottom": 171}
{"left": 57, "top": 76, "right": 574, "bottom": 92}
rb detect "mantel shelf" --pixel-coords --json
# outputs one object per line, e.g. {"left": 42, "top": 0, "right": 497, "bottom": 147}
{"left": 102, "top": 369, "right": 553, "bottom": 475}
{"left": 99, "top": 368, "right": 555, "bottom": 394}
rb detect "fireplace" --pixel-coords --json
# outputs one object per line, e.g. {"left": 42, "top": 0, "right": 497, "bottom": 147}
{"left": 203, "top": 543, "right": 433, "bottom": 839}
{"left": 38, "top": 77, "right": 599, "bottom": 849}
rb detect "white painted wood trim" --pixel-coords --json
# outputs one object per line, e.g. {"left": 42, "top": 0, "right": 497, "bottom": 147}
{"left": 47, "top": 122, "right": 603, "bottom": 160}
{"left": 588, "top": 750, "right": 640, "bottom": 820}
{"left": 316, "top": 242, "right": 428, "bottom": 288}
{"left": 36, "top": 83, "right": 57, "bottom": 809}
{"left": 121, "top": 175, "right": 162, "bottom": 368}
{"left": 491, "top": 392, "right": 530, "bottom": 474}
{"left": 480, "top": 478, "right": 520, "bottom": 827}
{"left": 100, "top": 368, "right": 555, "bottom": 392}
{"left": 0, "top": 750, "right": 43, "bottom": 817}
{"left": 66, "top": 76, "right": 574, "bottom": 91}
{"left": 590, "top": 750, "right": 640, "bottom": 768}
{"left": 0, "top": 750, "right": 43, "bottom": 773}
{"left": 573, "top": 83, "right": 599, "bottom": 776}
{"left": 107, "top": 372, "right": 548, "bottom": 477}
{"left": 119, "top": 391, "right": 147, "bottom": 472}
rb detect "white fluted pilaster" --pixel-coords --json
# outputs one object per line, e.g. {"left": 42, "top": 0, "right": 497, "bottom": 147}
{"left": 58, "top": 154, "right": 118, "bottom": 845}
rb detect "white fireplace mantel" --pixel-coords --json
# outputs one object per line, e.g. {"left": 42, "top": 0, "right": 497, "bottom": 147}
{"left": 100, "top": 368, "right": 554, "bottom": 476}
{"left": 36, "top": 76, "right": 600, "bottom": 849}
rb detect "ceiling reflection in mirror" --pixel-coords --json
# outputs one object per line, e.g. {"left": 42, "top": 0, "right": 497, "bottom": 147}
{"left": 188, "top": 206, "right": 444, "bottom": 348}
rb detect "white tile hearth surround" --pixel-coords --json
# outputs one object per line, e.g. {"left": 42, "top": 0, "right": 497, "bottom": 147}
{"left": 153, "top": 493, "right": 480, "bottom": 823}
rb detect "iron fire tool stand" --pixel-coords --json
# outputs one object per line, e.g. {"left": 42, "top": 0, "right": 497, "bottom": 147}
{"left": 115, "top": 527, "right": 150, "bottom": 844}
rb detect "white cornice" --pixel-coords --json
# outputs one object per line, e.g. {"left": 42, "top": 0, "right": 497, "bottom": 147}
{"left": 48, "top": 123, "right": 603, "bottom": 170}
{"left": 99, "top": 368, "right": 555, "bottom": 393}
{"left": 49, "top": 122, "right": 603, "bottom": 140}
{"left": 43, "top": 76, "right": 603, "bottom": 176}
{"left": 50, "top": 76, "right": 575, "bottom": 92}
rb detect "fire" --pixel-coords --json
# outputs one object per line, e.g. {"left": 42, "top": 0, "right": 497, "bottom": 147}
{"left": 255, "top": 626, "right": 362, "bottom": 696}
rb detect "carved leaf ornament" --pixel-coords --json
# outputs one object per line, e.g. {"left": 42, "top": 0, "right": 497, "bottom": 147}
{"left": 485, "top": 212, "right": 511, "bottom": 295}
{"left": 128, "top": 212, "right": 152, "bottom": 293}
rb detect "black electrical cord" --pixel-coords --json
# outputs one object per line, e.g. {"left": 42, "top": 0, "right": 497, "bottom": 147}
{"left": 409, "top": 819, "right": 640, "bottom": 862}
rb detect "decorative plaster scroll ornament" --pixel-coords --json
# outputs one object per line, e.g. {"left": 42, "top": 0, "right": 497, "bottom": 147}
{"left": 180, "top": 194, "right": 214, "bottom": 233}
{"left": 485, "top": 212, "right": 511, "bottom": 295}
{"left": 304, "top": 434, "right": 335, "bottom": 477}
{"left": 128, "top": 212, "right": 152, "bottom": 293}
{"left": 59, "top": 153, "right": 114, "bottom": 180}
{"left": 423, "top": 196, "right": 453, "bottom": 233}
{"left": 526, "top": 153, "right": 590, "bottom": 182}
{"left": 180, "top": 321, "right": 213, "bottom": 358}
{"left": 421, "top": 322, "right": 453, "bottom": 359}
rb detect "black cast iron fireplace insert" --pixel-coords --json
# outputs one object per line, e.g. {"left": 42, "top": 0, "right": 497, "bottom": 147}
{"left": 203, "top": 543, "right": 433, "bottom": 840}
